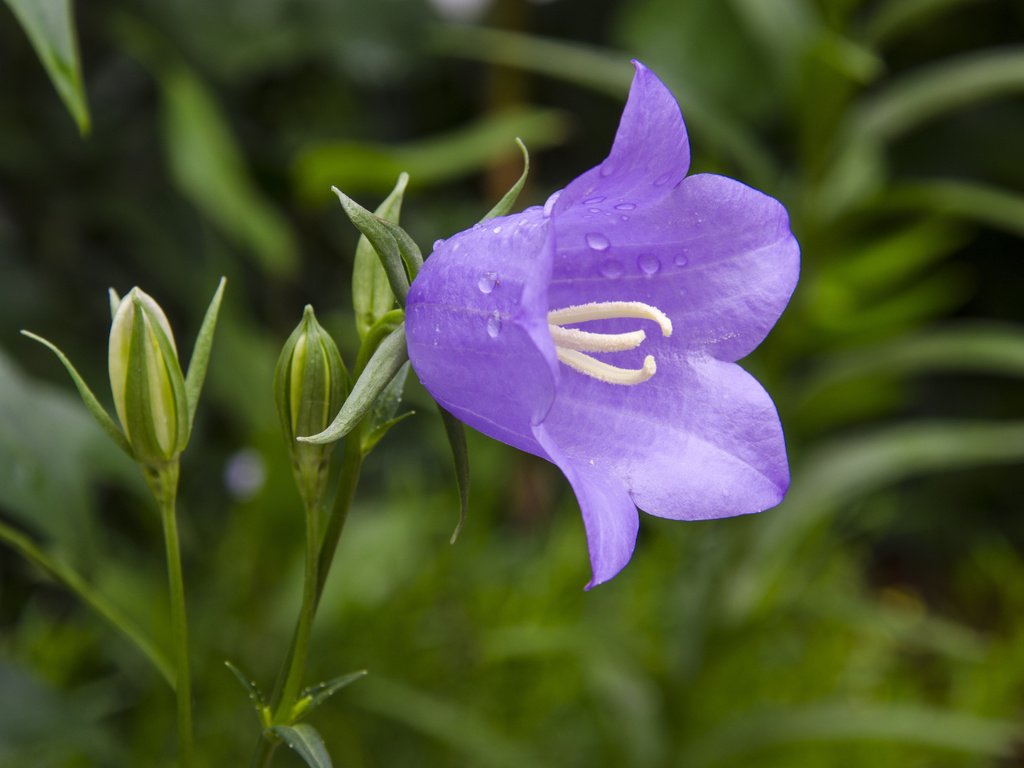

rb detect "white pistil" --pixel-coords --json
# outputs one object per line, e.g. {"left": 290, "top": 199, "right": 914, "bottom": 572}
{"left": 549, "top": 325, "right": 646, "bottom": 353}
{"left": 548, "top": 301, "right": 672, "bottom": 338}
{"left": 556, "top": 349, "right": 657, "bottom": 385}
{"left": 547, "top": 300, "right": 671, "bottom": 386}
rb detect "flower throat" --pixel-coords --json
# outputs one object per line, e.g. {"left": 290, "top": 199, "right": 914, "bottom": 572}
{"left": 548, "top": 301, "right": 672, "bottom": 385}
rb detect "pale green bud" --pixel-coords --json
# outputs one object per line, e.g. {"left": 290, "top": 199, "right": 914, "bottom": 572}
{"left": 274, "top": 306, "right": 349, "bottom": 505}
{"left": 108, "top": 288, "right": 190, "bottom": 467}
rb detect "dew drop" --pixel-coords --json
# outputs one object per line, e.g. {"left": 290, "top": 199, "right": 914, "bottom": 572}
{"left": 585, "top": 232, "right": 610, "bottom": 251}
{"left": 453, "top": 242, "right": 462, "bottom": 251}
{"left": 599, "top": 161, "right": 615, "bottom": 177}
{"left": 486, "top": 312, "right": 502, "bottom": 338}
{"left": 583, "top": 195, "right": 606, "bottom": 205}
{"left": 543, "top": 190, "right": 562, "bottom": 217}
{"left": 620, "top": 215, "right": 630, "bottom": 222}
{"left": 588, "top": 208, "right": 602, "bottom": 214}
{"left": 492, "top": 225, "right": 503, "bottom": 234}
{"left": 614, "top": 202, "right": 636, "bottom": 211}
{"left": 638, "top": 254, "right": 661, "bottom": 275}
{"left": 477, "top": 272, "right": 497, "bottom": 294}
{"left": 598, "top": 259, "right": 623, "bottom": 278}
{"left": 674, "top": 253, "right": 689, "bottom": 267}
{"left": 433, "top": 239, "right": 444, "bottom": 250}
{"left": 654, "top": 171, "right": 674, "bottom": 186}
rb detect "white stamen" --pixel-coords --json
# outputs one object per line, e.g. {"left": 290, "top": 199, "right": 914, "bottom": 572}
{"left": 548, "top": 325, "right": 646, "bottom": 353}
{"left": 556, "top": 348, "right": 657, "bottom": 385}
{"left": 547, "top": 301, "right": 672, "bottom": 337}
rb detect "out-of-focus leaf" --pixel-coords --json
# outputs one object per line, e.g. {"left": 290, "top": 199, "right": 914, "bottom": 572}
{"left": 728, "top": 420, "right": 1024, "bottom": 618}
{"left": 432, "top": 24, "right": 777, "bottom": 184}
{"left": 270, "top": 724, "right": 332, "bottom": 768}
{"left": 354, "top": 174, "right": 407, "bottom": 341}
{"left": 887, "top": 179, "right": 1024, "bottom": 238}
{"left": 2, "top": 0, "right": 90, "bottom": 134}
{"left": 357, "top": 677, "right": 552, "bottom": 768}
{"left": 295, "top": 109, "right": 567, "bottom": 199}
{"left": 682, "top": 704, "right": 1017, "bottom": 767}
{"left": 481, "top": 138, "right": 529, "bottom": 221}
{"left": 864, "top": 0, "right": 990, "bottom": 46}
{"left": 299, "top": 325, "right": 407, "bottom": 445}
{"left": 852, "top": 48, "right": 1024, "bottom": 142}
{"left": 728, "top": 0, "right": 818, "bottom": 84}
{"left": 160, "top": 63, "right": 297, "bottom": 275}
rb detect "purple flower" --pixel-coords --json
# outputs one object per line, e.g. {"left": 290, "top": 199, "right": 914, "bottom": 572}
{"left": 406, "top": 62, "right": 799, "bottom": 587}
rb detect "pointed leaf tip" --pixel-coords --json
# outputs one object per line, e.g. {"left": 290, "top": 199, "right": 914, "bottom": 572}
{"left": 481, "top": 138, "right": 530, "bottom": 222}
{"left": 184, "top": 277, "right": 227, "bottom": 426}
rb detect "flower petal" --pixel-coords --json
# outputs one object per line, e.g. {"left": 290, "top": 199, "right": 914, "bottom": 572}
{"left": 541, "top": 354, "right": 789, "bottom": 522}
{"left": 549, "top": 173, "right": 799, "bottom": 362}
{"left": 553, "top": 61, "right": 690, "bottom": 214}
{"left": 534, "top": 424, "right": 639, "bottom": 589}
{"left": 406, "top": 207, "right": 559, "bottom": 456}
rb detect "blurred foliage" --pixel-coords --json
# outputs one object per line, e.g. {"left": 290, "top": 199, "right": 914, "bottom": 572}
{"left": 2, "top": 0, "right": 1024, "bottom": 766}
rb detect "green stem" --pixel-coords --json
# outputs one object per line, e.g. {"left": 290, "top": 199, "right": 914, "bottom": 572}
{"left": 251, "top": 434, "right": 364, "bottom": 768}
{"left": 148, "top": 463, "right": 194, "bottom": 768}
{"left": 0, "top": 520, "right": 174, "bottom": 686}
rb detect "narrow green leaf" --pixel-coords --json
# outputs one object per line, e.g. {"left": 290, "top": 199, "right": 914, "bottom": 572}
{"left": 353, "top": 174, "right": 408, "bottom": 340}
{"left": 438, "top": 407, "right": 470, "bottom": 544}
{"left": 19, "top": 331, "right": 132, "bottom": 458}
{"left": 683, "top": 704, "right": 1017, "bottom": 767}
{"left": 886, "top": 179, "right": 1024, "bottom": 238}
{"left": 159, "top": 63, "right": 297, "bottom": 275}
{"left": 299, "top": 670, "right": 368, "bottom": 714}
{"left": 361, "top": 362, "right": 412, "bottom": 455}
{"left": 271, "top": 724, "right": 333, "bottom": 768}
{"left": 224, "top": 661, "right": 270, "bottom": 726}
{"left": 481, "top": 138, "right": 530, "bottom": 221}
{"left": 298, "top": 325, "right": 408, "bottom": 445}
{"left": 184, "top": 277, "right": 227, "bottom": 426}
{"left": 865, "top": 0, "right": 987, "bottom": 46}
{"left": 2, "top": 0, "right": 90, "bottom": 133}
{"left": 0, "top": 519, "right": 173, "bottom": 686}
{"left": 332, "top": 187, "right": 409, "bottom": 305}
{"left": 852, "top": 48, "right": 1024, "bottom": 142}
{"left": 295, "top": 108, "right": 567, "bottom": 198}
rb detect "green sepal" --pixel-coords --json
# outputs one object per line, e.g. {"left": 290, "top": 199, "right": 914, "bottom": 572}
{"left": 19, "top": 330, "right": 133, "bottom": 458}
{"left": 353, "top": 174, "right": 408, "bottom": 340}
{"left": 481, "top": 138, "right": 530, "bottom": 221}
{"left": 332, "top": 186, "right": 409, "bottom": 305}
{"left": 224, "top": 660, "right": 272, "bottom": 729}
{"left": 355, "top": 309, "right": 405, "bottom": 376}
{"left": 438, "top": 406, "right": 470, "bottom": 544}
{"left": 184, "top": 277, "right": 226, "bottom": 427}
{"left": 290, "top": 670, "right": 368, "bottom": 722}
{"left": 299, "top": 324, "right": 408, "bottom": 446}
{"left": 361, "top": 362, "right": 413, "bottom": 455}
{"left": 375, "top": 217, "right": 424, "bottom": 278}
{"left": 270, "top": 724, "right": 333, "bottom": 768}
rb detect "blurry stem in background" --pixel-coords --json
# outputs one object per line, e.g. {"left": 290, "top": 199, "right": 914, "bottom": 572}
{"left": 0, "top": 520, "right": 174, "bottom": 686}
{"left": 253, "top": 433, "right": 365, "bottom": 767}
{"left": 145, "top": 461, "right": 194, "bottom": 768}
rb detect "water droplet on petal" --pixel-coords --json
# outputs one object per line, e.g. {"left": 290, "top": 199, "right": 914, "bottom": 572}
{"left": 492, "top": 225, "right": 503, "bottom": 234}
{"left": 654, "top": 171, "right": 674, "bottom": 186}
{"left": 543, "top": 190, "right": 562, "bottom": 217}
{"left": 614, "top": 202, "right": 636, "bottom": 211}
{"left": 599, "top": 260, "right": 623, "bottom": 278}
{"left": 486, "top": 312, "right": 502, "bottom": 338}
{"left": 599, "top": 162, "right": 615, "bottom": 177}
{"left": 638, "top": 254, "right": 661, "bottom": 275}
{"left": 433, "top": 239, "right": 444, "bottom": 250}
{"left": 453, "top": 242, "right": 462, "bottom": 251}
{"left": 585, "top": 232, "right": 610, "bottom": 251}
{"left": 674, "top": 253, "right": 689, "bottom": 267}
{"left": 588, "top": 208, "right": 602, "bottom": 214}
{"left": 477, "top": 272, "right": 497, "bottom": 294}
{"left": 620, "top": 215, "right": 630, "bottom": 222}
{"left": 583, "top": 195, "right": 606, "bottom": 205}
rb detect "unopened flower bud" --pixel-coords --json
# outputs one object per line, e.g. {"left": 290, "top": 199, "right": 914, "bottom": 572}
{"left": 274, "top": 306, "right": 349, "bottom": 505}
{"left": 108, "top": 288, "right": 190, "bottom": 467}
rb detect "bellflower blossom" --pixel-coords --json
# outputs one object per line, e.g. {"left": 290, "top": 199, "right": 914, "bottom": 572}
{"left": 405, "top": 62, "right": 800, "bottom": 587}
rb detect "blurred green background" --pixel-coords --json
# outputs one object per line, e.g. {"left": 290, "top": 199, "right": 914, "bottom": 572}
{"left": 3, "top": 0, "right": 1024, "bottom": 765}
